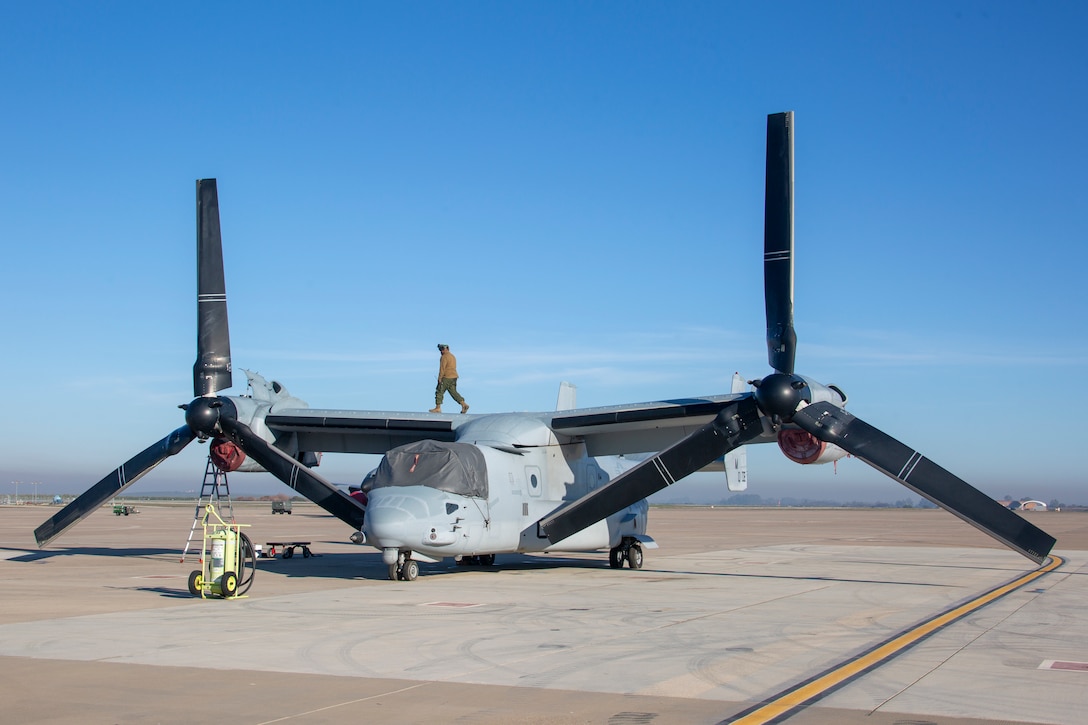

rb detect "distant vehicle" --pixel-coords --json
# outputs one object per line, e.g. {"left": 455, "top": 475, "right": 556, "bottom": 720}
{"left": 271, "top": 500, "right": 292, "bottom": 515}
{"left": 112, "top": 504, "right": 138, "bottom": 516}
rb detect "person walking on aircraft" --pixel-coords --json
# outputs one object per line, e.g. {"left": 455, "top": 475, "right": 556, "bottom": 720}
{"left": 430, "top": 343, "right": 469, "bottom": 414}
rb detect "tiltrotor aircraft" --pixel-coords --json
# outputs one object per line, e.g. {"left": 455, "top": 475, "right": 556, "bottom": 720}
{"left": 36, "top": 112, "right": 1056, "bottom": 580}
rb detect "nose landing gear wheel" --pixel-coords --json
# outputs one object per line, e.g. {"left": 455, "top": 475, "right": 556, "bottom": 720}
{"left": 609, "top": 547, "right": 624, "bottom": 568}
{"left": 389, "top": 557, "right": 419, "bottom": 581}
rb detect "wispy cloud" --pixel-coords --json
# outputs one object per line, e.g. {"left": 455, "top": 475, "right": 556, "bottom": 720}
{"left": 801, "top": 327, "right": 1088, "bottom": 367}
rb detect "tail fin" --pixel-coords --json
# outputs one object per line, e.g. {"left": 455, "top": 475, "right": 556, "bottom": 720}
{"left": 556, "top": 381, "right": 577, "bottom": 411}
{"left": 726, "top": 372, "right": 749, "bottom": 490}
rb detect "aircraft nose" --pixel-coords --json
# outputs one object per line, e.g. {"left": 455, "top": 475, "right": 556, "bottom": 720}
{"left": 366, "top": 506, "right": 409, "bottom": 544}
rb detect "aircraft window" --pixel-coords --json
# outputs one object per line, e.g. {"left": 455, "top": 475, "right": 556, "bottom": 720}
{"left": 446, "top": 502, "right": 458, "bottom": 515}
{"left": 388, "top": 495, "right": 429, "bottom": 519}
{"left": 530, "top": 474, "right": 539, "bottom": 490}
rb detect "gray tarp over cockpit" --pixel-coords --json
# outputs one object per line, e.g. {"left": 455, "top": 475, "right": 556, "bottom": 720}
{"left": 371, "top": 440, "right": 488, "bottom": 498}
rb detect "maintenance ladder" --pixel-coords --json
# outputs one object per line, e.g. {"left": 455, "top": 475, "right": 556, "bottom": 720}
{"left": 180, "top": 456, "right": 234, "bottom": 563}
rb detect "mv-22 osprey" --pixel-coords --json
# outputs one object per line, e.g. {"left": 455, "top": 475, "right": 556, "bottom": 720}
{"left": 36, "top": 112, "right": 1056, "bottom": 580}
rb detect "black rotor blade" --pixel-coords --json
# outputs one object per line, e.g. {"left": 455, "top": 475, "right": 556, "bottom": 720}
{"left": 219, "top": 417, "right": 366, "bottom": 530}
{"left": 540, "top": 396, "right": 762, "bottom": 544}
{"left": 793, "top": 402, "right": 1055, "bottom": 563}
{"left": 194, "top": 178, "right": 232, "bottom": 397}
{"left": 765, "top": 111, "right": 797, "bottom": 375}
{"left": 35, "top": 426, "right": 196, "bottom": 547}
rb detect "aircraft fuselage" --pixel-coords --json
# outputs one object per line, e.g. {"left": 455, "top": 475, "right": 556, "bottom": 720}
{"left": 362, "top": 415, "right": 653, "bottom": 579}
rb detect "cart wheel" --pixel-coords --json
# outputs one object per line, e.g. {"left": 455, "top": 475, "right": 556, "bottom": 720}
{"left": 283, "top": 547, "right": 294, "bottom": 559}
{"left": 188, "top": 570, "right": 203, "bottom": 597}
{"left": 302, "top": 547, "right": 311, "bottom": 558}
{"left": 221, "top": 571, "right": 238, "bottom": 598}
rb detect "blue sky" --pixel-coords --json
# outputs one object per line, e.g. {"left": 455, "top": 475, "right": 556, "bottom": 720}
{"left": 2, "top": 2, "right": 1086, "bottom": 505}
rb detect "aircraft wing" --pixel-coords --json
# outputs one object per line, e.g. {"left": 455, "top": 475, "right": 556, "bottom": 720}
{"left": 266, "top": 393, "right": 772, "bottom": 458}
{"left": 545, "top": 393, "right": 772, "bottom": 455}
{"left": 266, "top": 409, "right": 458, "bottom": 454}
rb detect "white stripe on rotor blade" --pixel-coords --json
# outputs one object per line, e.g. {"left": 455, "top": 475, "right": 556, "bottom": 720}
{"left": 898, "top": 451, "right": 923, "bottom": 481}
{"left": 651, "top": 457, "right": 677, "bottom": 486}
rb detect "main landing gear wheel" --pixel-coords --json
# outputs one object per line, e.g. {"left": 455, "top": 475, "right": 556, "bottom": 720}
{"left": 609, "top": 547, "right": 624, "bottom": 568}
{"left": 626, "top": 544, "right": 643, "bottom": 570}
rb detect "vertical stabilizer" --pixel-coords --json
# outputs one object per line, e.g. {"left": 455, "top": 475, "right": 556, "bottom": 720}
{"left": 725, "top": 448, "right": 748, "bottom": 491}
{"left": 726, "top": 372, "right": 749, "bottom": 490}
{"left": 556, "top": 381, "right": 577, "bottom": 411}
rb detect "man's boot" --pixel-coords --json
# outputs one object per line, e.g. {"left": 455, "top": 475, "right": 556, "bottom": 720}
{"left": 429, "top": 406, "right": 441, "bottom": 413}
{"left": 460, "top": 402, "right": 470, "bottom": 414}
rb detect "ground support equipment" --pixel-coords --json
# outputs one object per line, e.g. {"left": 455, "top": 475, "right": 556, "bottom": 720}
{"left": 187, "top": 503, "right": 255, "bottom": 599}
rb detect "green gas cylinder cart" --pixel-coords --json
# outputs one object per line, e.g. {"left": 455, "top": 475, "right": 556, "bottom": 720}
{"left": 187, "top": 504, "right": 256, "bottom": 599}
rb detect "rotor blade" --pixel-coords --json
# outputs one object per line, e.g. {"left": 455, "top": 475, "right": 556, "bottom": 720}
{"left": 219, "top": 417, "right": 366, "bottom": 530}
{"left": 792, "top": 402, "right": 1056, "bottom": 563}
{"left": 35, "top": 426, "right": 196, "bottom": 547}
{"left": 764, "top": 111, "right": 796, "bottom": 375}
{"left": 540, "top": 396, "right": 762, "bottom": 544}
{"left": 194, "top": 178, "right": 232, "bottom": 397}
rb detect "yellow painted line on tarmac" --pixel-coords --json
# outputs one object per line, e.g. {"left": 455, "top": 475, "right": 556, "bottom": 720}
{"left": 725, "top": 555, "right": 1065, "bottom": 725}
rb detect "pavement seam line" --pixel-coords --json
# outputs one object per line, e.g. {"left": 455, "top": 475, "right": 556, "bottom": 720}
{"left": 254, "top": 682, "right": 429, "bottom": 723}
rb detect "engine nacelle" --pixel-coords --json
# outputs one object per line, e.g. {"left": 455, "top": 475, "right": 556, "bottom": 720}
{"left": 777, "top": 428, "right": 849, "bottom": 465}
{"left": 210, "top": 439, "right": 247, "bottom": 472}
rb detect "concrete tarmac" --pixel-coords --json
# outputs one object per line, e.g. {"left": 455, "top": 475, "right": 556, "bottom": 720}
{"left": 1, "top": 503, "right": 1085, "bottom": 724}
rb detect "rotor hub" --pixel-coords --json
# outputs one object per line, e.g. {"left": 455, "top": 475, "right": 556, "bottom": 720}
{"left": 184, "top": 396, "right": 236, "bottom": 438}
{"left": 753, "top": 373, "right": 809, "bottom": 422}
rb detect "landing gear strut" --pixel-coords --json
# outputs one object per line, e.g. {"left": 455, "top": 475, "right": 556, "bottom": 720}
{"left": 609, "top": 538, "right": 643, "bottom": 570}
{"left": 388, "top": 552, "right": 419, "bottom": 581}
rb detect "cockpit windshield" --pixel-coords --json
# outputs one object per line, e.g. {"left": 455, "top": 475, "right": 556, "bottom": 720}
{"left": 371, "top": 440, "right": 488, "bottom": 498}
